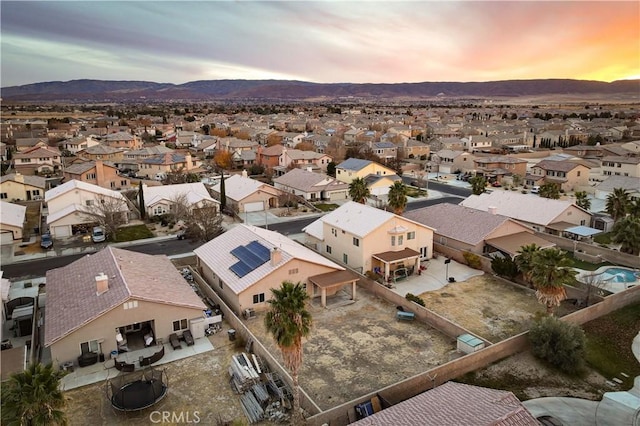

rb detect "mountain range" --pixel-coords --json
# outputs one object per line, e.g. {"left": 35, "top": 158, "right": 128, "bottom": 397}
{"left": 1, "top": 78, "right": 638, "bottom": 102}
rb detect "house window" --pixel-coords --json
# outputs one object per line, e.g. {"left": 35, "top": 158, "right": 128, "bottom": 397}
{"left": 577, "top": 171, "right": 581, "bottom": 177}
{"left": 86, "top": 200, "right": 94, "bottom": 206}
{"left": 0, "top": 193, "right": 6, "bottom": 199}
{"left": 86, "top": 173, "right": 96, "bottom": 180}
{"left": 253, "top": 293, "right": 265, "bottom": 304}
{"left": 331, "top": 228, "right": 337, "bottom": 236}
{"left": 391, "top": 236, "right": 396, "bottom": 246}
{"left": 407, "top": 231, "right": 415, "bottom": 240}
{"left": 173, "top": 319, "right": 188, "bottom": 332}
{"left": 288, "top": 268, "right": 298, "bottom": 275}
{"left": 398, "top": 235, "right": 404, "bottom": 245}
{"left": 343, "top": 253, "right": 348, "bottom": 264}
{"left": 123, "top": 301, "right": 138, "bottom": 310}
{"left": 32, "top": 190, "right": 40, "bottom": 196}
{"left": 353, "top": 237, "right": 359, "bottom": 247}
{"left": 326, "top": 245, "right": 332, "bottom": 254}
{"left": 80, "top": 340, "right": 99, "bottom": 354}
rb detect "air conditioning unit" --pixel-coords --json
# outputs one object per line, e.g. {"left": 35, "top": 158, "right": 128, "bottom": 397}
{"left": 244, "top": 308, "right": 256, "bottom": 320}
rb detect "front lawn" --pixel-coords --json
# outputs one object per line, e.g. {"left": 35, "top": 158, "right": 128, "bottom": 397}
{"left": 594, "top": 232, "right": 612, "bottom": 245}
{"left": 583, "top": 302, "right": 640, "bottom": 389}
{"left": 405, "top": 187, "right": 426, "bottom": 197}
{"left": 112, "top": 224, "right": 154, "bottom": 242}
{"left": 314, "top": 203, "right": 339, "bottom": 212}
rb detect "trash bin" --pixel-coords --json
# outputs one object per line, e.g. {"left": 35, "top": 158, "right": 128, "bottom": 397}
{"left": 228, "top": 329, "right": 236, "bottom": 342}
{"left": 110, "top": 350, "right": 118, "bottom": 359}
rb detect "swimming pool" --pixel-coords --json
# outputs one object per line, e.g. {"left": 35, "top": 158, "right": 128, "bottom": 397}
{"left": 597, "top": 267, "right": 639, "bottom": 283}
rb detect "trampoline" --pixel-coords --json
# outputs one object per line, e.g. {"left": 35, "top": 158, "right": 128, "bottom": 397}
{"left": 107, "top": 368, "right": 168, "bottom": 411}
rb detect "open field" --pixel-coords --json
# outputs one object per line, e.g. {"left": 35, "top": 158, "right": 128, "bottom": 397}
{"left": 418, "top": 275, "right": 578, "bottom": 342}
{"left": 246, "top": 288, "right": 457, "bottom": 411}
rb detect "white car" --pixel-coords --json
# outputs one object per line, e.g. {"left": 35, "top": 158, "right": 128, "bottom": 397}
{"left": 92, "top": 226, "right": 106, "bottom": 243}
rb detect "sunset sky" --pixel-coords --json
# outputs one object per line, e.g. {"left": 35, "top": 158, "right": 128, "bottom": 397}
{"left": 1, "top": 1, "right": 638, "bottom": 87}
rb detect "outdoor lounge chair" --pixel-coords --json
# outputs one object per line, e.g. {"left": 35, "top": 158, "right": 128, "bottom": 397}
{"left": 169, "top": 333, "right": 181, "bottom": 350}
{"left": 183, "top": 330, "right": 194, "bottom": 346}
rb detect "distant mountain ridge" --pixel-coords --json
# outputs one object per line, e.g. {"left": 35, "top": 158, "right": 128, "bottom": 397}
{"left": 1, "top": 78, "right": 638, "bottom": 102}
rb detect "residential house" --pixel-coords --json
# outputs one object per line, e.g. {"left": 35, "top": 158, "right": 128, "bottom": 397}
{"left": 527, "top": 160, "right": 590, "bottom": 192}
{"left": 142, "top": 182, "right": 219, "bottom": 217}
{"left": 256, "top": 144, "right": 285, "bottom": 169}
{"left": 350, "top": 381, "right": 538, "bottom": 426}
{"left": 303, "top": 201, "right": 435, "bottom": 279}
{"left": 45, "top": 180, "right": 131, "bottom": 238}
{"left": 364, "top": 173, "right": 403, "bottom": 196}
{"left": 138, "top": 153, "right": 200, "bottom": 180}
{"left": 103, "top": 132, "right": 143, "bottom": 150}
{"left": 601, "top": 155, "right": 640, "bottom": 179}
{"left": 432, "top": 150, "right": 474, "bottom": 174}
{"left": 44, "top": 247, "right": 207, "bottom": 369}
{"left": 461, "top": 135, "right": 492, "bottom": 152}
{"left": 400, "top": 139, "right": 430, "bottom": 159}
{"left": 0, "top": 173, "right": 47, "bottom": 201}
{"left": 404, "top": 204, "right": 554, "bottom": 259}
{"left": 217, "top": 137, "right": 258, "bottom": 154}
{"left": 120, "top": 145, "right": 174, "bottom": 173}
{"left": 594, "top": 175, "right": 640, "bottom": 201}
{"left": 58, "top": 135, "right": 100, "bottom": 155}
{"left": 278, "top": 148, "right": 332, "bottom": 175}
{"left": 13, "top": 146, "right": 62, "bottom": 176}
{"left": 0, "top": 201, "right": 26, "bottom": 245}
{"left": 210, "top": 171, "right": 284, "bottom": 213}
{"left": 273, "top": 168, "right": 349, "bottom": 201}
{"left": 473, "top": 155, "right": 527, "bottom": 182}
{"left": 63, "top": 160, "right": 130, "bottom": 191}
{"left": 369, "top": 142, "right": 397, "bottom": 162}
{"left": 77, "top": 144, "right": 124, "bottom": 163}
{"left": 563, "top": 144, "right": 604, "bottom": 160}
{"left": 194, "top": 224, "right": 356, "bottom": 313}
{"left": 233, "top": 149, "right": 257, "bottom": 169}
{"left": 459, "top": 191, "right": 591, "bottom": 234}
{"left": 336, "top": 158, "right": 397, "bottom": 184}
{"left": 15, "top": 138, "right": 48, "bottom": 153}
{"left": 190, "top": 139, "right": 217, "bottom": 158}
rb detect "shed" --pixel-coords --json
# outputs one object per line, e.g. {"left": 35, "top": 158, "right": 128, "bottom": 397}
{"left": 457, "top": 333, "right": 485, "bottom": 354}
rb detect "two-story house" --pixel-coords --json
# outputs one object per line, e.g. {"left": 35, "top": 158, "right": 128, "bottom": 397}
{"left": 138, "top": 153, "right": 200, "bottom": 180}
{"left": 278, "top": 148, "right": 332, "bottom": 174}
{"left": 461, "top": 135, "right": 492, "bottom": 152}
{"left": 303, "top": 201, "right": 435, "bottom": 280}
{"left": 432, "top": 150, "right": 475, "bottom": 174}
{"left": 103, "top": 132, "right": 143, "bottom": 150}
{"left": 601, "top": 155, "right": 640, "bottom": 179}
{"left": 335, "top": 158, "right": 397, "bottom": 184}
{"left": 63, "top": 160, "right": 130, "bottom": 191}
{"left": 0, "top": 173, "right": 48, "bottom": 201}
{"left": 473, "top": 155, "right": 527, "bottom": 183}
{"left": 526, "top": 160, "right": 590, "bottom": 192}
{"left": 58, "top": 135, "right": 100, "bottom": 155}
{"left": 77, "top": 144, "right": 124, "bottom": 163}
{"left": 0, "top": 201, "right": 26, "bottom": 245}
{"left": 13, "top": 146, "right": 62, "bottom": 176}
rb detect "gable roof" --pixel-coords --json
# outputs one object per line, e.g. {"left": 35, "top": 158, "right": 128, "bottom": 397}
{"left": 143, "top": 182, "right": 218, "bottom": 208}
{"left": 64, "top": 160, "right": 118, "bottom": 175}
{"left": 594, "top": 175, "right": 640, "bottom": 194}
{"left": 44, "top": 247, "right": 206, "bottom": 346}
{"left": 141, "top": 152, "right": 189, "bottom": 165}
{"left": 211, "top": 174, "right": 276, "bottom": 201}
{"left": 45, "top": 179, "right": 127, "bottom": 203}
{"left": 82, "top": 144, "right": 122, "bottom": 155}
{"left": 459, "top": 192, "right": 586, "bottom": 226}
{"left": 0, "top": 201, "right": 26, "bottom": 228}
{"left": 194, "top": 225, "right": 342, "bottom": 295}
{"left": 533, "top": 159, "right": 584, "bottom": 172}
{"left": 404, "top": 203, "right": 523, "bottom": 245}
{"left": 273, "top": 169, "right": 348, "bottom": 193}
{"left": 0, "top": 173, "right": 47, "bottom": 189}
{"left": 336, "top": 158, "right": 372, "bottom": 171}
{"left": 350, "top": 381, "right": 537, "bottom": 426}
{"left": 14, "top": 146, "right": 60, "bottom": 159}
{"left": 364, "top": 173, "right": 401, "bottom": 186}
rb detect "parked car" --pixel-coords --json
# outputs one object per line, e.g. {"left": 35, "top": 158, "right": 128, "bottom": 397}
{"left": 40, "top": 233, "right": 53, "bottom": 249}
{"left": 531, "top": 185, "right": 540, "bottom": 194}
{"left": 92, "top": 226, "right": 106, "bottom": 243}
{"left": 491, "top": 181, "right": 502, "bottom": 187}
{"left": 176, "top": 229, "right": 187, "bottom": 240}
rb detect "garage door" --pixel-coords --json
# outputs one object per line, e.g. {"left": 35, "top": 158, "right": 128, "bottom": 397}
{"left": 53, "top": 225, "right": 72, "bottom": 238}
{"left": 329, "top": 191, "right": 348, "bottom": 201}
{"left": 371, "top": 186, "right": 389, "bottom": 196}
{"left": 244, "top": 202, "right": 264, "bottom": 212}
{"left": 1, "top": 232, "right": 14, "bottom": 245}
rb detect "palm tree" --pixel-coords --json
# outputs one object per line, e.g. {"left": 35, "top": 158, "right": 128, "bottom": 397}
{"left": 628, "top": 198, "right": 640, "bottom": 219}
{"left": 515, "top": 244, "right": 540, "bottom": 286}
{"left": 612, "top": 215, "right": 640, "bottom": 255}
{"left": 606, "top": 187, "right": 630, "bottom": 222}
{"left": 539, "top": 183, "right": 560, "bottom": 199}
{"left": 1, "top": 363, "right": 68, "bottom": 426}
{"left": 387, "top": 181, "right": 408, "bottom": 214}
{"left": 469, "top": 176, "right": 487, "bottom": 195}
{"left": 574, "top": 191, "right": 591, "bottom": 211}
{"left": 264, "top": 281, "right": 312, "bottom": 422}
{"left": 529, "top": 248, "right": 577, "bottom": 315}
{"left": 348, "top": 177, "right": 370, "bottom": 204}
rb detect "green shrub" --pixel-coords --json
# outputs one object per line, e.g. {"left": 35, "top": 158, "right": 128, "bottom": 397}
{"left": 463, "top": 252, "right": 482, "bottom": 269}
{"left": 491, "top": 256, "right": 519, "bottom": 279}
{"left": 405, "top": 293, "right": 425, "bottom": 307}
{"left": 529, "top": 316, "right": 586, "bottom": 375}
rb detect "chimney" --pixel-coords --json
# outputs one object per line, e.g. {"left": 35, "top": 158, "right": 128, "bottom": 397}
{"left": 488, "top": 206, "right": 498, "bottom": 215}
{"left": 242, "top": 169, "right": 248, "bottom": 178}
{"left": 14, "top": 172, "right": 24, "bottom": 183}
{"left": 96, "top": 272, "right": 109, "bottom": 295}
{"left": 270, "top": 247, "right": 282, "bottom": 266}
{"left": 95, "top": 160, "right": 104, "bottom": 184}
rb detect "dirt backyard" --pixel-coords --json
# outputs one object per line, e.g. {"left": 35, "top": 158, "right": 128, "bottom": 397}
{"left": 418, "top": 275, "right": 577, "bottom": 342}
{"left": 246, "top": 288, "right": 458, "bottom": 411}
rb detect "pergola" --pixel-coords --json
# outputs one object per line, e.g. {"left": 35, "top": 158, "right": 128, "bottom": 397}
{"left": 372, "top": 248, "right": 421, "bottom": 282}
{"left": 308, "top": 270, "right": 360, "bottom": 308}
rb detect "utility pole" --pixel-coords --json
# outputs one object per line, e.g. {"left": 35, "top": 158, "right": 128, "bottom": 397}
{"left": 444, "top": 258, "right": 451, "bottom": 282}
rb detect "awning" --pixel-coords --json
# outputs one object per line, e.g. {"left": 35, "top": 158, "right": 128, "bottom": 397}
{"left": 564, "top": 225, "right": 602, "bottom": 237}
{"left": 546, "top": 221, "right": 576, "bottom": 232}
{"left": 372, "top": 248, "right": 420, "bottom": 263}
{"left": 485, "top": 232, "right": 556, "bottom": 258}
{"left": 308, "top": 270, "right": 360, "bottom": 289}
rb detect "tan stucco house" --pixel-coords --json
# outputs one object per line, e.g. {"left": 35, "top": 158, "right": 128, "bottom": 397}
{"left": 211, "top": 172, "right": 284, "bottom": 213}
{"left": 335, "top": 158, "right": 397, "bottom": 184}
{"left": 44, "top": 247, "right": 207, "bottom": 369}
{"left": 63, "top": 160, "right": 130, "bottom": 191}
{"left": 142, "top": 182, "right": 219, "bottom": 217}
{"left": 303, "top": 201, "right": 435, "bottom": 280}
{"left": 0, "top": 173, "right": 47, "bottom": 201}
{"left": 0, "top": 201, "right": 26, "bottom": 245}
{"left": 527, "top": 160, "right": 590, "bottom": 192}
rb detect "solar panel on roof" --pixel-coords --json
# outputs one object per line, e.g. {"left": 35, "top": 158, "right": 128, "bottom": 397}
{"left": 231, "top": 246, "right": 262, "bottom": 269}
{"left": 230, "top": 262, "right": 252, "bottom": 278}
{"left": 229, "top": 241, "right": 272, "bottom": 278}
{"left": 246, "top": 241, "right": 271, "bottom": 262}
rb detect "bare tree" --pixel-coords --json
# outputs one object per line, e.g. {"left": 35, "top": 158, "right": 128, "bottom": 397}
{"left": 169, "top": 192, "right": 192, "bottom": 223}
{"left": 82, "top": 194, "right": 130, "bottom": 240}
{"left": 580, "top": 272, "right": 608, "bottom": 307}
{"left": 183, "top": 207, "right": 224, "bottom": 242}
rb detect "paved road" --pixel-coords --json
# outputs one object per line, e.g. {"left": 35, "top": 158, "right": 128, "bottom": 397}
{"left": 2, "top": 239, "right": 199, "bottom": 280}
{"left": 402, "top": 175, "right": 472, "bottom": 198}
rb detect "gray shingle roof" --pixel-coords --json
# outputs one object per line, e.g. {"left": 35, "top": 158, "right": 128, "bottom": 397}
{"left": 273, "top": 168, "right": 348, "bottom": 193}
{"left": 44, "top": 247, "right": 206, "bottom": 346}
{"left": 336, "top": 158, "right": 372, "bottom": 171}
{"left": 0, "top": 173, "right": 47, "bottom": 188}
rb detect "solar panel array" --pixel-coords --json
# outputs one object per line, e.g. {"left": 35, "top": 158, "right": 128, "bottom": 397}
{"left": 229, "top": 241, "right": 272, "bottom": 278}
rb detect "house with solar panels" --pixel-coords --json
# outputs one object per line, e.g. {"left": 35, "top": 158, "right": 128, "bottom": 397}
{"left": 194, "top": 224, "right": 359, "bottom": 313}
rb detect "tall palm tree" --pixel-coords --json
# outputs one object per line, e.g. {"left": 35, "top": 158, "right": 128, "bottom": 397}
{"left": 628, "top": 198, "right": 640, "bottom": 219}
{"left": 264, "top": 281, "right": 312, "bottom": 422}
{"left": 515, "top": 243, "right": 540, "bottom": 286}
{"left": 529, "top": 248, "right": 577, "bottom": 315}
{"left": 387, "top": 181, "right": 408, "bottom": 214}
{"left": 1, "top": 363, "right": 68, "bottom": 426}
{"left": 606, "top": 187, "right": 630, "bottom": 222}
{"left": 612, "top": 215, "right": 640, "bottom": 255}
{"left": 574, "top": 191, "right": 591, "bottom": 211}
{"left": 348, "top": 177, "right": 370, "bottom": 204}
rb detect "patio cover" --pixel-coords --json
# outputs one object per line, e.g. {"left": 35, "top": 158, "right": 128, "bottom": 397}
{"left": 485, "top": 232, "right": 555, "bottom": 258}
{"left": 308, "top": 270, "right": 360, "bottom": 308}
{"left": 372, "top": 248, "right": 420, "bottom": 263}
{"left": 564, "top": 225, "right": 602, "bottom": 237}
{"left": 546, "top": 221, "right": 576, "bottom": 232}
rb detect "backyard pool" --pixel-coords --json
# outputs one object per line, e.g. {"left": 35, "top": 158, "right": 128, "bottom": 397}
{"left": 598, "top": 267, "right": 640, "bottom": 283}
{"left": 577, "top": 266, "right": 639, "bottom": 294}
